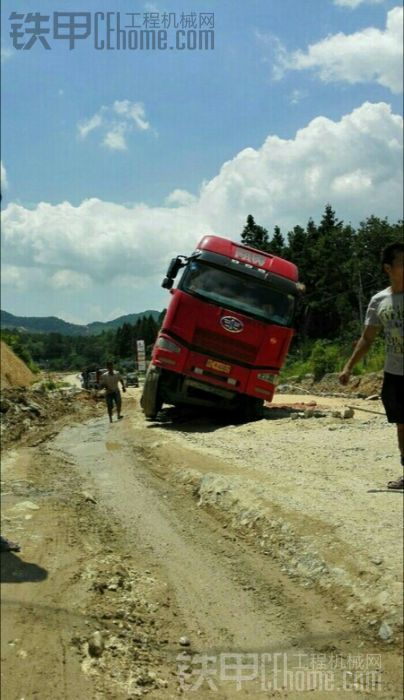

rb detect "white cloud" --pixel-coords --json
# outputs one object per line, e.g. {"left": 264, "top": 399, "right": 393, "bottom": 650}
{"left": 289, "top": 89, "right": 308, "bottom": 105}
{"left": 77, "top": 101, "right": 153, "bottom": 149}
{"left": 1, "top": 198, "right": 210, "bottom": 283}
{"left": 334, "top": 0, "right": 385, "bottom": 7}
{"left": 143, "top": 2, "right": 161, "bottom": 12}
{"left": 50, "top": 270, "right": 92, "bottom": 290}
{"left": 1, "top": 265, "right": 46, "bottom": 291}
{"left": 196, "top": 102, "right": 402, "bottom": 232}
{"left": 1, "top": 48, "right": 13, "bottom": 64}
{"left": 165, "top": 189, "right": 197, "bottom": 206}
{"left": 1, "top": 265, "right": 26, "bottom": 290}
{"left": 275, "top": 7, "right": 403, "bottom": 94}
{"left": 2, "top": 102, "right": 403, "bottom": 294}
{"left": 78, "top": 112, "right": 104, "bottom": 139}
{"left": 1, "top": 161, "right": 8, "bottom": 191}
{"left": 113, "top": 100, "right": 150, "bottom": 131}
{"left": 103, "top": 123, "right": 128, "bottom": 151}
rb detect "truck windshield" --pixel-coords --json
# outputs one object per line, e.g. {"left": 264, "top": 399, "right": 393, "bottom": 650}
{"left": 180, "top": 262, "right": 294, "bottom": 326}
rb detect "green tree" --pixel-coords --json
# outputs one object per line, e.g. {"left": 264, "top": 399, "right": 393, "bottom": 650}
{"left": 267, "top": 225, "right": 285, "bottom": 256}
{"left": 241, "top": 214, "right": 270, "bottom": 251}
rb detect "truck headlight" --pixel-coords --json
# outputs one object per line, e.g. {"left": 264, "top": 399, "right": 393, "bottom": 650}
{"left": 156, "top": 337, "right": 181, "bottom": 353}
{"left": 257, "top": 373, "right": 278, "bottom": 384}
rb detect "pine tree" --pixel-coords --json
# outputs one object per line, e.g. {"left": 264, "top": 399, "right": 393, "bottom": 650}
{"left": 268, "top": 226, "right": 285, "bottom": 256}
{"left": 241, "top": 215, "right": 270, "bottom": 251}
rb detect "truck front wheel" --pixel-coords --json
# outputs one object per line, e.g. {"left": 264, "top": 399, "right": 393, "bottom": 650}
{"left": 140, "top": 366, "right": 162, "bottom": 420}
{"left": 236, "top": 396, "right": 264, "bottom": 423}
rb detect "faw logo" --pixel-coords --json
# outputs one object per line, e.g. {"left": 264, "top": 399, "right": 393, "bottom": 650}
{"left": 234, "top": 246, "right": 266, "bottom": 267}
{"left": 220, "top": 316, "right": 244, "bottom": 333}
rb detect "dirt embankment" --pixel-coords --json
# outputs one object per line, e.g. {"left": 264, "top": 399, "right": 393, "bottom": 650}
{"left": 278, "top": 371, "right": 383, "bottom": 398}
{"left": 0, "top": 385, "right": 100, "bottom": 449}
{"left": 0, "top": 341, "right": 35, "bottom": 389}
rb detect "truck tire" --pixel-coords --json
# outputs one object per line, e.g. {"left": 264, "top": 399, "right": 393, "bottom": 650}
{"left": 236, "top": 396, "right": 264, "bottom": 423}
{"left": 141, "top": 367, "right": 162, "bottom": 420}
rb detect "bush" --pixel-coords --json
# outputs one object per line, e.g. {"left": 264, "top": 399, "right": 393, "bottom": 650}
{"left": 309, "top": 340, "right": 341, "bottom": 380}
{"left": 281, "top": 336, "right": 386, "bottom": 382}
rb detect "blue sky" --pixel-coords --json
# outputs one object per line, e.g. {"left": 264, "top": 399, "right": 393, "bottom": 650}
{"left": 1, "top": 0, "right": 403, "bottom": 323}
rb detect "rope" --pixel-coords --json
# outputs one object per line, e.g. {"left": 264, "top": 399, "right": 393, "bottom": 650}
{"left": 279, "top": 383, "right": 355, "bottom": 398}
{"left": 347, "top": 405, "right": 385, "bottom": 416}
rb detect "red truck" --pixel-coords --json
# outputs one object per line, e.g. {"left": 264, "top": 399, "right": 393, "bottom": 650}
{"left": 141, "top": 235, "right": 301, "bottom": 421}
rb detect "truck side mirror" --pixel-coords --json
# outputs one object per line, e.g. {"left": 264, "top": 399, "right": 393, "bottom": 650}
{"left": 162, "top": 256, "right": 187, "bottom": 289}
{"left": 162, "top": 277, "right": 174, "bottom": 289}
{"left": 166, "top": 257, "right": 184, "bottom": 279}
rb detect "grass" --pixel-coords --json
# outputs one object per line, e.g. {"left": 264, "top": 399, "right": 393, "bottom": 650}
{"left": 280, "top": 337, "right": 385, "bottom": 382}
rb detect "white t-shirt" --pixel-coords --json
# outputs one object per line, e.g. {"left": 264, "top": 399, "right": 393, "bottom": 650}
{"left": 364, "top": 287, "right": 403, "bottom": 375}
{"left": 100, "top": 370, "right": 124, "bottom": 392}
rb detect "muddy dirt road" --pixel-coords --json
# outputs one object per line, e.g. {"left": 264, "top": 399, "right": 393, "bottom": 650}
{"left": 1, "top": 388, "right": 403, "bottom": 699}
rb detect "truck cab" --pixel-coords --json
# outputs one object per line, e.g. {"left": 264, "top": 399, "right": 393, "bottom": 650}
{"left": 141, "top": 235, "right": 301, "bottom": 420}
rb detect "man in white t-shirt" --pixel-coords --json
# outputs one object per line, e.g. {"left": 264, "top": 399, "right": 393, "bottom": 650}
{"left": 339, "top": 242, "right": 404, "bottom": 490}
{"left": 99, "top": 361, "right": 126, "bottom": 423}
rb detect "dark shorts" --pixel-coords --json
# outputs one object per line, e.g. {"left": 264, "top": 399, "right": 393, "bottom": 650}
{"left": 105, "top": 390, "right": 121, "bottom": 412}
{"left": 381, "top": 372, "right": 404, "bottom": 423}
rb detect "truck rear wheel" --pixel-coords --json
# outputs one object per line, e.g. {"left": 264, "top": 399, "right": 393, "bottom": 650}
{"left": 140, "top": 366, "right": 162, "bottom": 420}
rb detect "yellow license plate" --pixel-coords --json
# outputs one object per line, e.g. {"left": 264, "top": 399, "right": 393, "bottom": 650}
{"left": 206, "top": 359, "right": 232, "bottom": 374}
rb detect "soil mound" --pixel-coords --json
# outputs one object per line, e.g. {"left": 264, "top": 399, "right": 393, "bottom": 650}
{"left": 1, "top": 341, "right": 35, "bottom": 389}
{"left": 278, "top": 370, "right": 382, "bottom": 398}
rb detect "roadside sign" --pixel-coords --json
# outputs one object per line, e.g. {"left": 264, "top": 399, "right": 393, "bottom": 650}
{"left": 136, "top": 339, "right": 146, "bottom": 372}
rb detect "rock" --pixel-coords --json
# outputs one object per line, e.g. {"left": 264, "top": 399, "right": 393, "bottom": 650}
{"left": 332, "top": 410, "right": 342, "bottom": 419}
{"left": 28, "top": 402, "right": 43, "bottom": 416}
{"left": 82, "top": 491, "right": 97, "bottom": 504}
{"left": 88, "top": 631, "right": 104, "bottom": 657}
{"left": 135, "top": 672, "right": 154, "bottom": 686}
{"left": 179, "top": 636, "right": 190, "bottom": 647}
{"left": 342, "top": 407, "right": 354, "bottom": 419}
{"left": 304, "top": 408, "right": 315, "bottom": 418}
{"left": 378, "top": 621, "right": 393, "bottom": 641}
{"left": 11, "top": 500, "right": 40, "bottom": 513}
{"left": 371, "top": 557, "right": 383, "bottom": 566}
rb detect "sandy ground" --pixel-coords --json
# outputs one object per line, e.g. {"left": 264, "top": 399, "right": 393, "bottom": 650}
{"left": 1, "top": 382, "right": 403, "bottom": 699}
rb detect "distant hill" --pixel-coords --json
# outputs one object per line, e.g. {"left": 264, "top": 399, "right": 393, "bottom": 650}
{"left": 1, "top": 309, "right": 161, "bottom": 336}
{"left": 87, "top": 312, "right": 161, "bottom": 334}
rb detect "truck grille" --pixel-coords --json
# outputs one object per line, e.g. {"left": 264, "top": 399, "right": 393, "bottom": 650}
{"left": 193, "top": 328, "right": 257, "bottom": 364}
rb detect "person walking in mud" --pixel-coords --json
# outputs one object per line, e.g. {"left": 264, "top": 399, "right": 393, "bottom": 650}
{"left": 339, "top": 242, "right": 404, "bottom": 490}
{"left": 99, "top": 361, "right": 126, "bottom": 423}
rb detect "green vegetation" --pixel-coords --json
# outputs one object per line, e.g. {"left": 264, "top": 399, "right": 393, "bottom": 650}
{"left": 242, "top": 205, "right": 402, "bottom": 379}
{"left": 281, "top": 336, "right": 385, "bottom": 381}
{"left": 1, "top": 313, "right": 165, "bottom": 372}
{"left": 1, "top": 331, "right": 41, "bottom": 374}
